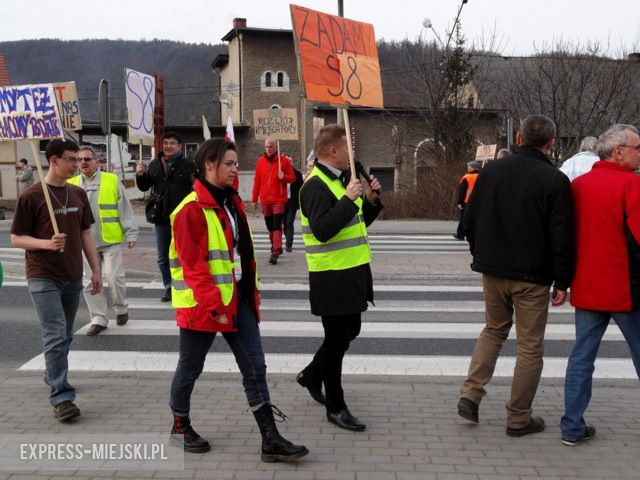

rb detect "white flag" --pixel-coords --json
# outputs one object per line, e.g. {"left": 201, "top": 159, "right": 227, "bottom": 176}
{"left": 224, "top": 114, "right": 235, "bottom": 143}
{"left": 202, "top": 115, "right": 211, "bottom": 140}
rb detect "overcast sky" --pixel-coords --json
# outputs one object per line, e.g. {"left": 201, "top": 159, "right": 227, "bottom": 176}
{"left": 2, "top": 0, "right": 639, "bottom": 56}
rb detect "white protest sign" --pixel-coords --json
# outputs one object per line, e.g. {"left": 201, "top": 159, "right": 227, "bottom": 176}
{"left": 125, "top": 68, "right": 155, "bottom": 143}
{"left": 0, "top": 83, "right": 63, "bottom": 140}
{"left": 53, "top": 82, "right": 82, "bottom": 131}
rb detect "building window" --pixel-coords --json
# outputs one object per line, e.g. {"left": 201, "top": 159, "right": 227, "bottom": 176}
{"left": 467, "top": 95, "right": 475, "bottom": 108}
{"left": 269, "top": 104, "right": 282, "bottom": 110}
{"left": 261, "top": 70, "right": 289, "bottom": 92}
{"left": 369, "top": 167, "right": 395, "bottom": 192}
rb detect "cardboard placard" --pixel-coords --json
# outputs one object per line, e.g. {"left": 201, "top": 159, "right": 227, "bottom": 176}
{"left": 253, "top": 108, "right": 298, "bottom": 140}
{"left": 125, "top": 68, "right": 155, "bottom": 143}
{"left": 53, "top": 82, "right": 82, "bottom": 131}
{"left": 475, "top": 144, "right": 497, "bottom": 162}
{"left": 290, "top": 4, "right": 383, "bottom": 108}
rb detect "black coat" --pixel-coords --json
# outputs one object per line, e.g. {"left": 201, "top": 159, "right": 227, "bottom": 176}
{"left": 287, "top": 168, "right": 304, "bottom": 210}
{"left": 463, "top": 146, "right": 574, "bottom": 290}
{"left": 299, "top": 162, "right": 383, "bottom": 316}
{"left": 135, "top": 153, "right": 196, "bottom": 223}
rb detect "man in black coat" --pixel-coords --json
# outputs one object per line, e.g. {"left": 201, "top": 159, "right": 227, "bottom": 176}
{"left": 283, "top": 167, "right": 303, "bottom": 252}
{"left": 135, "top": 132, "right": 195, "bottom": 302}
{"left": 457, "top": 114, "right": 574, "bottom": 437}
{"left": 296, "top": 124, "right": 382, "bottom": 431}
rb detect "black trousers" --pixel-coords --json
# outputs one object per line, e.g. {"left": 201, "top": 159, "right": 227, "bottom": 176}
{"left": 304, "top": 313, "right": 362, "bottom": 412}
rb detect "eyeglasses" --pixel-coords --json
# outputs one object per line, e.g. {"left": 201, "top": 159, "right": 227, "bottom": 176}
{"left": 619, "top": 145, "right": 640, "bottom": 151}
{"left": 78, "top": 157, "right": 94, "bottom": 162}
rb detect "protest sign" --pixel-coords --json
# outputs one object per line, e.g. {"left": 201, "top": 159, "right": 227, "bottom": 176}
{"left": 253, "top": 108, "right": 298, "bottom": 140}
{"left": 0, "top": 83, "right": 62, "bottom": 140}
{"left": 475, "top": 144, "right": 497, "bottom": 163}
{"left": 125, "top": 68, "right": 155, "bottom": 143}
{"left": 290, "top": 4, "right": 383, "bottom": 108}
{"left": 53, "top": 82, "right": 82, "bottom": 131}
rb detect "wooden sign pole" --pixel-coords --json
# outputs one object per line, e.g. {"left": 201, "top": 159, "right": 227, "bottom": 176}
{"left": 29, "top": 139, "right": 62, "bottom": 251}
{"left": 342, "top": 109, "right": 357, "bottom": 180}
{"left": 277, "top": 140, "right": 282, "bottom": 173}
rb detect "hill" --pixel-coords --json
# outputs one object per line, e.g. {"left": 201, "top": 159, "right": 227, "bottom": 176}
{"left": 0, "top": 39, "right": 227, "bottom": 126}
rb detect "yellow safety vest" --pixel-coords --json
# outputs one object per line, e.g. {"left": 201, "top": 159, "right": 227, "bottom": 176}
{"left": 69, "top": 172, "right": 124, "bottom": 243}
{"left": 300, "top": 167, "right": 371, "bottom": 272}
{"left": 169, "top": 192, "right": 237, "bottom": 309}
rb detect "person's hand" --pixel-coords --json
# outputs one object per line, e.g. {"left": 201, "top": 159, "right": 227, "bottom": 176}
{"left": 90, "top": 271, "right": 102, "bottom": 295}
{"left": 127, "top": 241, "right": 137, "bottom": 249}
{"left": 135, "top": 163, "right": 145, "bottom": 176}
{"left": 345, "top": 178, "right": 363, "bottom": 201}
{"left": 253, "top": 202, "right": 259, "bottom": 213}
{"left": 45, "top": 233, "right": 67, "bottom": 251}
{"left": 278, "top": 171, "right": 284, "bottom": 180}
{"left": 551, "top": 288, "right": 567, "bottom": 306}
{"left": 365, "top": 175, "right": 381, "bottom": 202}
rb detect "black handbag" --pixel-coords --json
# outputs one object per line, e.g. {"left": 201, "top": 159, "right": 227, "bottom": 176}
{"left": 144, "top": 193, "right": 163, "bottom": 224}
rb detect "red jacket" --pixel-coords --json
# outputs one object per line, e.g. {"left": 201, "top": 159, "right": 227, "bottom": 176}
{"left": 571, "top": 161, "right": 640, "bottom": 311}
{"left": 172, "top": 180, "right": 260, "bottom": 332}
{"left": 251, "top": 153, "right": 295, "bottom": 204}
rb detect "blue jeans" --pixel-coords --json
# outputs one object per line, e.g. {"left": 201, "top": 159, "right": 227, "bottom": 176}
{"left": 169, "top": 297, "right": 270, "bottom": 414}
{"left": 28, "top": 278, "right": 83, "bottom": 406}
{"left": 561, "top": 308, "right": 640, "bottom": 439}
{"left": 154, "top": 221, "right": 172, "bottom": 288}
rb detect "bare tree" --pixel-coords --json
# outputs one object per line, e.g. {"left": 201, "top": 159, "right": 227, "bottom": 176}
{"left": 482, "top": 40, "right": 640, "bottom": 164}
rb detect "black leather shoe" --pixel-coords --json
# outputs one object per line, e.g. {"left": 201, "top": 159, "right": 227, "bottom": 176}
{"left": 506, "top": 416, "right": 545, "bottom": 437}
{"left": 457, "top": 397, "right": 479, "bottom": 423}
{"left": 326, "top": 408, "right": 366, "bottom": 431}
{"left": 161, "top": 288, "right": 171, "bottom": 303}
{"left": 296, "top": 371, "right": 326, "bottom": 405}
{"left": 116, "top": 313, "right": 129, "bottom": 326}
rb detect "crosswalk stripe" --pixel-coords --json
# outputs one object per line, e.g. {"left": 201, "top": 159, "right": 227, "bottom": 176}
{"left": 72, "top": 320, "right": 622, "bottom": 340}
{"left": 18, "top": 351, "right": 639, "bottom": 379}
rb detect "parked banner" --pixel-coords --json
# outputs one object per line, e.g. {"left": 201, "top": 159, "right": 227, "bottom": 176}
{"left": 125, "top": 68, "right": 155, "bottom": 143}
{"left": 53, "top": 81, "right": 82, "bottom": 131}
{"left": 0, "top": 83, "right": 62, "bottom": 140}
{"left": 253, "top": 108, "right": 298, "bottom": 140}
{"left": 290, "top": 4, "right": 383, "bottom": 108}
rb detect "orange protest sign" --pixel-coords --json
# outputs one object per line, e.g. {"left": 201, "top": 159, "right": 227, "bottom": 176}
{"left": 290, "top": 4, "right": 383, "bottom": 108}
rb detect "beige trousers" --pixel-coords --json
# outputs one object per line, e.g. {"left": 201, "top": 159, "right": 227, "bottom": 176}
{"left": 83, "top": 243, "right": 128, "bottom": 327}
{"left": 460, "top": 274, "right": 550, "bottom": 428}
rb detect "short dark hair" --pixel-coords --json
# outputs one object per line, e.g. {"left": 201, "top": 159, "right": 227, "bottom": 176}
{"left": 19, "top": 158, "right": 28, "bottom": 165}
{"left": 315, "top": 124, "right": 346, "bottom": 158}
{"left": 519, "top": 115, "right": 556, "bottom": 147}
{"left": 163, "top": 131, "right": 183, "bottom": 145}
{"left": 45, "top": 138, "right": 79, "bottom": 161}
{"left": 193, "top": 138, "right": 236, "bottom": 178}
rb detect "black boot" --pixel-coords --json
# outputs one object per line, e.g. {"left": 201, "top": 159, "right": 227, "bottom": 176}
{"left": 170, "top": 414, "right": 211, "bottom": 453}
{"left": 252, "top": 404, "right": 309, "bottom": 462}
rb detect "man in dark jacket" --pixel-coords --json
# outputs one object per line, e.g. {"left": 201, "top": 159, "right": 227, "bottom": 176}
{"left": 283, "top": 167, "right": 303, "bottom": 252}
{"left": 297, "top": 124, "right": 382, "bottom": 432}
{"left": 457, "top": 114, "right": 574, "bottom": 437}
{"left": 135, "top": 132, "right": 195, "bottom": 302}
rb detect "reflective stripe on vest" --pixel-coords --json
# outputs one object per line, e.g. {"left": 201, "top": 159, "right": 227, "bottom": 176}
{"left": 69, "top": 172, "right": 124, "bottom": 243}
{"left": 168, "top": 192, "right": 236, "bottom": 309}
{"left": 300, "top": 168, "right": 371, "bottom": 272}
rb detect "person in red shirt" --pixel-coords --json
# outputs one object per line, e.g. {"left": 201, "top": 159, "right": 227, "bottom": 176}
{"left": 561, "top": 124, "right": 640, "bottom": 446}
{"left": 251, "top": 138, "right": 295, "bottom": 264}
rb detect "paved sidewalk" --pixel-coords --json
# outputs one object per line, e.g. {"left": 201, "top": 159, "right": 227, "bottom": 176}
{"left": 0, "top": 370, "right": 638, "bottom": 479}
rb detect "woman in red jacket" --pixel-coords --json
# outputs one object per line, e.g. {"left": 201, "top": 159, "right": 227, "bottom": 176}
{"left": 168, "top": 138, "right": 308, "bottom": 462}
